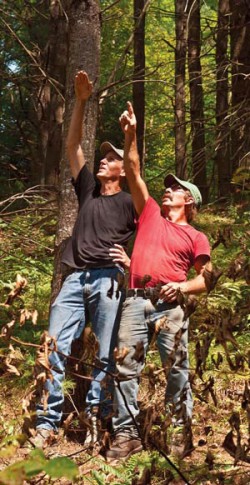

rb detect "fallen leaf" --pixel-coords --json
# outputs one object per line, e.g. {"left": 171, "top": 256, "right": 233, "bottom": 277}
{"left": 114, "top": 346, "right": 129, "bottom": 364}
{"left": 132, "top": 341, "right": 144, "bottom": 363}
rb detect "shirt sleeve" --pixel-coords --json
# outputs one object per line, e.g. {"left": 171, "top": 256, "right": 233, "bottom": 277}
{"left": 193, "top": 232, "right": 211, "bottom": 260}
{"left": 138, "top": 196, "right": 160, "bottom": 226}
{"left": 72, "top": 165, "right": 97, "bottom": 204}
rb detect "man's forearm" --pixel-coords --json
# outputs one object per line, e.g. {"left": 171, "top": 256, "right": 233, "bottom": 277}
{"left": 160, "top": 274, "right": 207, "bottom": 303}
{"left": 66, "top": 99, "right": 86, "bottom": 179}
{"left": 179, "top": 274, "right": 207, "bottom": 295}
{"left": 66, "top": 99, "right": 86, "bottom": 149}
{"left": 124, "top": 132, "right": 140, "bottom": 178}
{"left": 123, "top": 132, "right": 149, "bottom": 215}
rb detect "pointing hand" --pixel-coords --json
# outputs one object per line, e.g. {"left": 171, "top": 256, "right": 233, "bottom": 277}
{"left": 119, "top": 101, "right": 137, "bottom": 135}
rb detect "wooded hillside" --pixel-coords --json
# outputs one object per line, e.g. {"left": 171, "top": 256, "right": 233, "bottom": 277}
{"left": 0, "top": 1, "right": 249, "bottom": 483}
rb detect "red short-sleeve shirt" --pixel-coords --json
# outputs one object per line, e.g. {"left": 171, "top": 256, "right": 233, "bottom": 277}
{"left": 129, "top": 197, "right": 210, "bottom": 288}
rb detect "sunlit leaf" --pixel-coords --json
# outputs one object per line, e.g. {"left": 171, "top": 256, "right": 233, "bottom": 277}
{"left": 44, "top": 456, "right": 78, "bottom": 480}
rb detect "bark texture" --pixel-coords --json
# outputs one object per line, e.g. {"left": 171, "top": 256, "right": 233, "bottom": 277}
{"left": 230, "top": 0, "right": 250, "bottom": 176}
{"left": 44, "top": 0, "right": 69, "bottom": 186}
{"left": 49, "top": 0, "right": 101, "bottom": 417}
{"left": 175, "top": 0, "right": 188, "bottom": 178}
{"left": 188, "top": 0, "right": 208, "bottom": 202}
{"left": 51, "top": 0, "right": 100, "bottom": 301}
{"left": 133, "top": 0, "right": 146, "bottom": 173}
{"left": 216, "top": 0, "right": 230, "bottom": 197}
{"left": 31, "top": 0, "right": 68, "bottom": 187}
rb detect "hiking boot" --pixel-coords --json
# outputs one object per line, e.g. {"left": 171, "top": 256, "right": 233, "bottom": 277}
{"left": 29, "top": 429, "right": 55, "bottom": 448}
{"left": 106, "top": 431, "right": 143, "bottom": 461}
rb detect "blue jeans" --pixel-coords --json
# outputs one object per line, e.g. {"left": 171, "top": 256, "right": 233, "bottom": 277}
{"left": 112, "top": 296, "right": 193, "bottom": 433}
{"left": 36, "top": 267, "right": 124, "bottom": 432}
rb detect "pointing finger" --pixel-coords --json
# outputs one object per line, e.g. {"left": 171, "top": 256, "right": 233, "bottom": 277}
{"left": 127, "top": 101, "right": 134, "bottom": 115}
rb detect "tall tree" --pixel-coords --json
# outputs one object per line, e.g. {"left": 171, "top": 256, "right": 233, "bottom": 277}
{"left": 215, "top": 0, "right": 230, "bottom": 197}
{"left": 174, "top": 0, "right": 188, "bottom": 178}
{"left": 51, "top": 0, "right": 101, "bottom": 300}
{"left": 187, "top": 0, "right": 208, "bottom": 202}
{"left": 44, "top": 1, "right": 69, "bottom": 186}
{"left": 133, "top": 0, "right": 146, "bottom": 172}
{"left": 230, "top": 0, "right": 250, "bottom": 176}
{"left": 34, "top": 1, "right": 68, "bottom": 187}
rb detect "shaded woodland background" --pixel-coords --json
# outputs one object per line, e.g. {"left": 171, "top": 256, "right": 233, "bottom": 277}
{"left": 0, "top": 1, "right": 249, "bottom": 484}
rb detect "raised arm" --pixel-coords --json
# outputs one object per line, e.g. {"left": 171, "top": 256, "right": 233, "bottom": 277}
{"left": 120, "top": 102, "right": 149, "bottom": 215}
{"left": 66, "top": 71, "right": 93, "bottom": 180}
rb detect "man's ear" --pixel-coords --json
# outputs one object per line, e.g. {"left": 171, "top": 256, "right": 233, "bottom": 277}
{"left": 120, "top": 167, "right": 126, "bottom": 178}
{"left": 185, "top": 195, "right": 194, "bottom": 205}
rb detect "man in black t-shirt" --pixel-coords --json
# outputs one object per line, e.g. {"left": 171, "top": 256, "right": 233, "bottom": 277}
{"left": 33, "top": 71, "right": 135, "bottom": 448}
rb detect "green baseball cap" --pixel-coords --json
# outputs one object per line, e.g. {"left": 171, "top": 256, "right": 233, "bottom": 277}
{"left": 100, "top": 141, "right": 124, "bottom": 160}
{"left": 164, "top": 173, "right": 202, "bottom": 208}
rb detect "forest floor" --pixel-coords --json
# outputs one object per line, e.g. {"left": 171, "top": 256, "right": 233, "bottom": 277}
{"left": 0, "top": 201, "right": 249, "bottom": 484}
{"left": 0, "top": 371, "right": 249, "bottom": 485}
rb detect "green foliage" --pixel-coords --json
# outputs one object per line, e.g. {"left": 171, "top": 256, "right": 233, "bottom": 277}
{"left": 0, "top": 211, "right": 54, "bottom": 323}
{"left": 188, "top": 202, "right": 250, "bottom": 405}
{"left": 231, "top": 165, "right": 250, "bottom": 190}
{"left": 98, "top": 0, "right": 225, "bottom": 195}
{"left": 83, "top": 452, "right": 176, "bottom": 485}
{"left": 0, "top": 198, "right": 249, "bottom": 484}
{"left": 0, "top": 449, "right": 78, "bottom": 484}
{"left": 0, "top": 2, "right": 250, "bottom": 483}
{"left": 63, "top": 377, "right": 77, "bottom": 394}
{"left": 0, "top": 0, "right": 50, "bottom": 196}
{"left": 208, "top": 279, "right": 248, "bottom": 312}
{"left": 0, "top": 200, "right": 55, "bottom": 402}
{"left": 99, "top": 1, "right": 178, "bottom": 182}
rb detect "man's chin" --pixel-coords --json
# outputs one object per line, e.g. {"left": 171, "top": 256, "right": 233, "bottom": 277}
{"left": 96, "top": 172, "right": 105, "bottom": 180}
{"left": 161, "top": 203, "right": 170, "bottom": 215}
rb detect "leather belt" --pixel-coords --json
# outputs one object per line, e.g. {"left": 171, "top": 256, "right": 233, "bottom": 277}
{"left": 126, "top": 288, "right": 148, "bottom": 298}
{"left": 125, "top": 287, "right": 161, "bottom": 304}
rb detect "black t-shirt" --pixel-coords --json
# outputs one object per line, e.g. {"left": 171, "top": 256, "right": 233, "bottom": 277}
{"left": 62, "top": 165, "right": 136, "bottom": 268}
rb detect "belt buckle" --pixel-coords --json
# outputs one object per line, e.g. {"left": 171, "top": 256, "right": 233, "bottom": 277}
{"left": 126, "top": 288, "right": 144, "bottom": 298}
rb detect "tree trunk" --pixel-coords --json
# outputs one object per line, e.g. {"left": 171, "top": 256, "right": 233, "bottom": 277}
{"left": 230, "top": 0, "right": 250, "bottom": 176}
{"left": 44, "top": 0, "right": 69, "bottom": 187}
{"left": 133, "top": 0, "right": 146, "bottom": 173}
{"left": 30, "top": 1, "right": 68, "bottom": 187}
{"left": 51, "top": 0, "right": 101, "bottom": 302}
{"left": 216, "top": 0, "right": 230, "bottom": 197}
{"left": 49, "top": 0, "right": 100, "bottom": 421}
{"left": 187, "top": 0, "right": 208, "bottom": 202}
{"left": 175, "top": 0, "right": 188, "bottom": 178}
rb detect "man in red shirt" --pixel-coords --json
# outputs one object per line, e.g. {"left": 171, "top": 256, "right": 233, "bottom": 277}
{"left": 106, "top": 102, "right": 211, "bottom": 461}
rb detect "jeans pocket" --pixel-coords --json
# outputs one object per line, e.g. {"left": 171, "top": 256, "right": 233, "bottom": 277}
{"left": 116, "top": 265, "right": 125, "bottom": 275}
{"left": 144, "top": 298, "right": 155, "bottom": 319}
{"left": 121, "top": 297, "right": 133, "bottom": 310}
